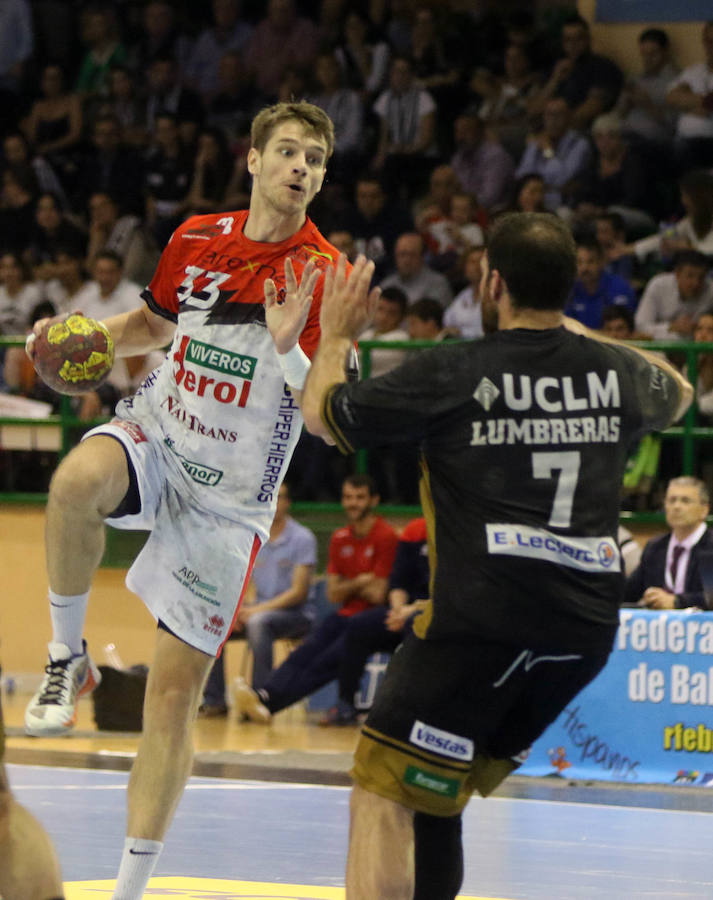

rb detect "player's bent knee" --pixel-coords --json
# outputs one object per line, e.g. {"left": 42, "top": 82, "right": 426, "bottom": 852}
{"left": 413, "top": 811, "right": 464, "bottom": 900}
{"left": 49, "top": 437, "right": 129, "bottom": 513}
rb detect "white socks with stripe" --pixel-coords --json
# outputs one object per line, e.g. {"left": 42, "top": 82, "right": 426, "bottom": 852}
{"left": 112, "top": 837, "right": 164, "bottom": 899}
{"left": 49, "top": 589, "right": 89, "bottom": 656}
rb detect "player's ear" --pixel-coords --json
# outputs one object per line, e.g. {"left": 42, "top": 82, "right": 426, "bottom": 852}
{"left": 489, "top": 269, "right": 504, "bottom": 303}
{"left": 247, "top": 147, "right": 261, "bottom": 177}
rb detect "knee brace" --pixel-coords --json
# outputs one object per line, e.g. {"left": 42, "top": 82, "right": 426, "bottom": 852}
{"left": 413, "top": 810, "right": 464, "bottom": 900}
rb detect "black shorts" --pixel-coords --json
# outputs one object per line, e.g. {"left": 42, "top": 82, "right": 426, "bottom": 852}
{"left": 352, "top": 632, "right": 611, "bottom": 816}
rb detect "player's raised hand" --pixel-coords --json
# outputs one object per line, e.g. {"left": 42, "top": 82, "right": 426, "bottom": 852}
{"left": 264, "top": 257, "right": 321, "bottom": 354}
{"left": 320, "top": 254, "right": 380, "bottom": 340}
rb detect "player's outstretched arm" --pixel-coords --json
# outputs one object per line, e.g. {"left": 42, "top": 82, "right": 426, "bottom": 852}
{"left": 301, "top": 254, "right": 380, "bottom": 437}
{"left": 562, "top": 315, "right": 694, "bottom": 422}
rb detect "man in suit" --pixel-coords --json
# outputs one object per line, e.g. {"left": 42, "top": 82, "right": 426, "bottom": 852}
{"left": 625, "top": 476, "right": 713, "bottom": 609}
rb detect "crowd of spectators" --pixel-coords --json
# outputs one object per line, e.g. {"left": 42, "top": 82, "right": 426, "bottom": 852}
{"left": 1, "top": 2, "right": 713, "bottom": 501}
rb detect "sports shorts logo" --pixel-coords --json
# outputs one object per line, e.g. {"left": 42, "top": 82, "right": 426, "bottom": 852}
{"left": 409, "top": 720, "right": 474, "bottom": 761}
{"left": 111, "top": 419, "right": 147, "bottom": 444}
{"left": 404, "top": 765, "right": 459, "bottom": 798}
{"left": 164, "top": 437, "right": 223, "bottom": 486}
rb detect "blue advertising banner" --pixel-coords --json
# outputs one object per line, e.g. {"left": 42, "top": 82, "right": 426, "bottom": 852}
{"left": 596, "top": 1, "right": 712, "bottom": 23}
{"left": 520, "top": 608, "right": 713, "bottom": 785}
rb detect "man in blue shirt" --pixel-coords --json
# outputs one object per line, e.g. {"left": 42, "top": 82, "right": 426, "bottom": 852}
{"left": 565, "top": 239, "right": 637, "bottom": 329}
{"left": 200, "top": 481, "right": 317, "bottom": 715}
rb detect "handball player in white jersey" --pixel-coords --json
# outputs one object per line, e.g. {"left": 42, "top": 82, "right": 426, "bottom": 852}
{"left": 22, "top": 101, "right": 343, "bottom": 897}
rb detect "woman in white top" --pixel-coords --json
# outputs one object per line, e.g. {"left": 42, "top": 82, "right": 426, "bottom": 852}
{"left": 0, "top": 252, "right": 42, "bottom": 335}
{"left": 630, "top": 169, "right": 713, "bottom": 261}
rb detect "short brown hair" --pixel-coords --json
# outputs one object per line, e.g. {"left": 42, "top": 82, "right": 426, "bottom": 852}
{"left": 250, "top": 101, "right": 335, "bottom": 159}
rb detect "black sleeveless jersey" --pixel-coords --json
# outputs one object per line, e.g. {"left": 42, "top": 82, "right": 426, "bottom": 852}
{"left": 322, "top": 327, "right": 681, "bottom": 653}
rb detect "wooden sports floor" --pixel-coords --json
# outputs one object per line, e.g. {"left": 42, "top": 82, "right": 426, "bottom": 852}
{"left": 3, "top": 507, "right": 712, "bottom": 898}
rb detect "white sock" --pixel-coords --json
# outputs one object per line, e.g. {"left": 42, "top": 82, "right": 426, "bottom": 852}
{"left": 112, "top": 837, "right": 163, "bottom": 899}
{"left": 49, "top": 590, "right": 90, "bottom": 656}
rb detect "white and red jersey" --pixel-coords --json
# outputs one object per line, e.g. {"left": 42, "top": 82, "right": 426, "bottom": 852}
{"left": 115, "top": 210, "right": 339, "bottom": 538}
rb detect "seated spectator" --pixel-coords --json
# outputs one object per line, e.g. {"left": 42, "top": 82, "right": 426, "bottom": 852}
{"left": 372, "top": 56, "right": 438, "bottom": 202}
{"left": 74, "top": 250, "right": 155, "bottom": 412}
{"left": 594, "top": 211, "right": 636, "bottom": 284}
{"left": 635, "top": 250, "right": 713, "bottom": 340}
{"left": 530, "top": 13, "right": 623, "bottom": 131}
{"left": 342, "top": 176, "right": 414, "bottom": 278}
{"left": 507, "top": 172, "right": 546, "bottom": 214}
{"left": 0, "top": 165, "right": 38, "bottom": 256}
{"left": 184, "top": 0, "right": 253, "bottom": 103}
{"left": 42, "top": 245, "right": 92, "bottom": 317}
{"left": 321, "top": 516, "right": 430, "bottom": 726}
{"left": 359, "top": 288, "right": 420, "bottom": 503}
{"left": 96, "top": 65, "right": 148, "bottom": 149}
{"left": 601, "top": 304, "right": 637, "bottom": 340}
{"left": 184, "top": 127, "right": 234, "bottom": 216}
{"left": 358, "top": 287, "right": 410, "bottom": 377}
{"left": 235, "top": 475, "right": 399, "bottom": 724}
{"left": 24, "top": 192, "right": 87, "bottom": 279}
{"left": 78, "top": 113, "right": 145, "bottom": 215}
{"left": 407, "top": 5, "right": 462, "bottom": 127}
{"left": 443, "top": 246, "right": 486, "bottom": 339}
{"left": 422, "top": 191, "right": 484, "bottom": 273}
{"left": 0, "top": 251, "right": 41, "bottom": 335}
{"left": 515, "top": 96, "right": 591, "bottom": 210}
{"left": 449, "top": 113, "right": 515, "bottom": 214}
{"left": 334, "top": 9, "right": 390, "bottom": 100}
{"left": 323, "top": 231, "right": 354, "bottom": 263}
{"left": 126, "top": 0, "right": 193, "bottom": 77}
{"left": 565, "top": 239, "right": 636, "bottom": 329}
{"left": 308, "top": 53, "right": 365, "bottom": 185}
{"left": 405, "top": 297, "right": 452, "bottom": 342}
{"left": 23, "top": 63, "right": 83, "bottom": 180}
{"left": 628, "top": 169, "right": 713, "bottom": 264}
{"left": 74, "top": 4, "right": 127, "bottom": 104}
{"left": 412, "top": 163, "right": 463, "bottom": 231}
{"left": 693, "top": 312, "right": 713, "bottom": 421}
{"left": 624, "top": 477, "right": 713, "bottom": 609}
{"left": 2, "top": 131, "right": 67, "bottom": 208}
{"left": 205, "top": 51, "right": 263, "bottom": 144}
{"left": 143, "top": 112, "right": 193, "bottom": 247}
{"left": 245, "top": 0, "right": 319, "bottom": 99}
{"left": 572, "top": 113, "right": 654, "bottom": 235}
{"left": 468, "top": 41, "right": 542, "bottom": 160}
{"left": 84, "top": 191, "right": 157, "bottom": 287}
{"left": 144, "top": 55, "right": 205, "bottom": 138}
{"left": 617, "top": 28, "right": 678, "bottom": 151}
{"left": 666, "top": 21, "right": 713, "bottom": 171}
{"left": 380, "top": 232, "right": 453, "bottom": 307}
{"left": 200, "top": 481, "right": 317, "bottom": 715}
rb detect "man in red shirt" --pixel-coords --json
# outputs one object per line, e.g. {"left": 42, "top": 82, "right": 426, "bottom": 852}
{"left": 236, "top": 474, "right": 399, "bottom": 722}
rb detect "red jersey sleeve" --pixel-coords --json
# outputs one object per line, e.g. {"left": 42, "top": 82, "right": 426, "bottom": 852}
{"left": 141, "top": 219, "right": 192, "bottom": 322}
{"left": 326, "top": 528, "right": 344, "bottom": 575}
{"left": 370, "top": 520, "right": 400, "bottom": 578}
{"left": 400, "top": 518, "right": 428, "bottom": 543}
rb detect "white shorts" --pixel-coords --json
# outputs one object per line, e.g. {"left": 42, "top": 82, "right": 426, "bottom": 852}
{"left": 83, "top": 421, "right": 262, "bottom": 656}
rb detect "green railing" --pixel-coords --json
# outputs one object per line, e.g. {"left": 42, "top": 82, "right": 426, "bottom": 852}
{"left": 3, "top": 334, "right": 713, "bottom": 527}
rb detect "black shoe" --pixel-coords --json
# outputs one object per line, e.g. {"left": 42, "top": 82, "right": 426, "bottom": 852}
{"left": 198, "top": 702, "right": 228, "bottom": 718}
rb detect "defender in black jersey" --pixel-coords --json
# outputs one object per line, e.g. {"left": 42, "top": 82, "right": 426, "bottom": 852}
{"left": 268, "top": 214, "right": 693, "bottom": 900}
